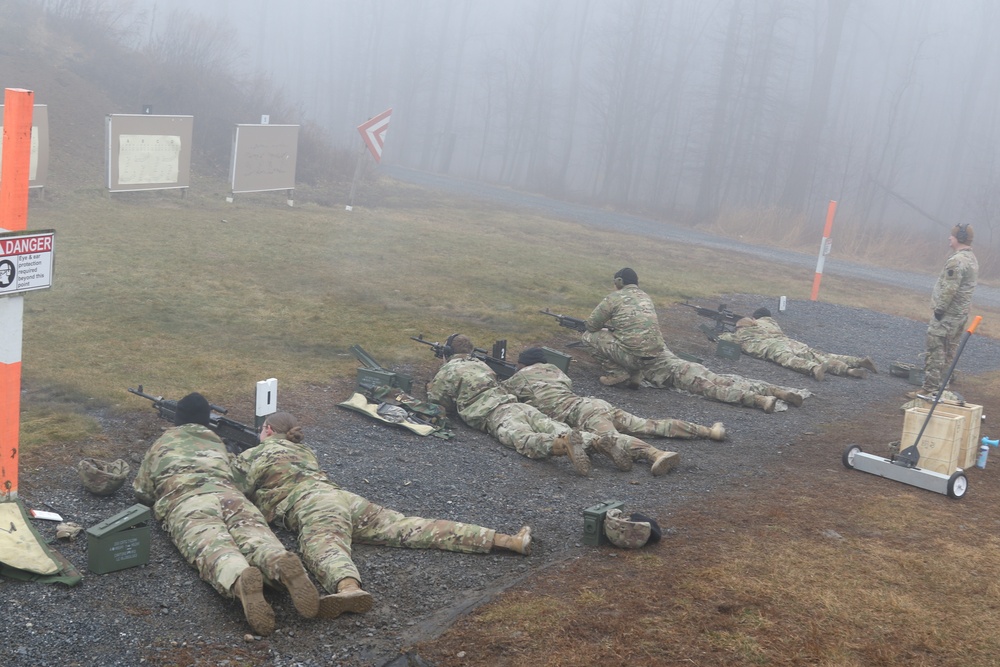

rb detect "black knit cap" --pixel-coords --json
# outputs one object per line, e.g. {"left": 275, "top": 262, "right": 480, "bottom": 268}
{"left": 175, "top": 392, "right": 211, "bottom": 427}
{"left": 517, "top": 347, "right": 548, "bottom": 366}
{"left": 630, "top": 512, "right": 662, "bottom": 544}
{"left": 753, "top": 307, "right": 771, "bottom": 319}
{"left": 615, "top": 267, "right": 638, "bottom": 286}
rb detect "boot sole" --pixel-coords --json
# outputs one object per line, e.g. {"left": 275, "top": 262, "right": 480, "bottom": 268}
{"left": 651, "top": 452, "right": 680, "bottom": 476}
{"left": 318, "top": 590, "right": 374, "bottom": 619}
{"left": 278, "top": 554, "right": 320, "bottom": 619}
{"left": 566, "top": 432, "right": 592, "bottom": 476}
{"left": 236, "top": 567, "right": 275, "bottom": 636}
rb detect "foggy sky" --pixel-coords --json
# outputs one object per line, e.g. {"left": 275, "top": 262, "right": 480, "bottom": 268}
{"left": 131, "top": 0, "right": 1000, "bottom": 240}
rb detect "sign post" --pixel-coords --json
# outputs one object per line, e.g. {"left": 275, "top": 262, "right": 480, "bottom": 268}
{"left": 810, "top": 200, "right": 837, "bottom": 301}
{"left": 1, "top": 88, "right": 34, "bottom": 501}
{"left": 347, "top": 108, "right": 393, "bottom": 211}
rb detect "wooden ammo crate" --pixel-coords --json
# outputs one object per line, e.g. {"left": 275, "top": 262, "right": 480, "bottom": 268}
{"left": 928, "top": 402, "right": 983, "bottom": 469}
{"left": 901, "top": 408, "right": 965, "bottom": 475}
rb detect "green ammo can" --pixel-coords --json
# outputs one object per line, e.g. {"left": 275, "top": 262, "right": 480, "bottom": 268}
{"left": 540, "top": 347, "right": 573, "bottom": 373}
{"left": 86, "top": 504, "right": 152, "bottom": 574}
{"left": 582, "top": 500, "right": 624, "bottom": 546}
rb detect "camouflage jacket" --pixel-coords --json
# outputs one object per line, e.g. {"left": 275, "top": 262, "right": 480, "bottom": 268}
{"left": 932, "top": 248, "right": 977, "bottom": 318}
{"left": 132, "top": 423, "right": 239, "bottom": 521}
{"left": 501, "top": 363, "right": 580, "bottom": 422}
{"left": 584, "top": 285, "right": 665, "bottom": 357}
{"left": 718, "top": 317, "right": 810, "bottom": 357}
{"left": 426, "top": 356, "right": 517, "bottom": 431}
{"left": 233, "top": 435, "right": 337, "bottom": 523}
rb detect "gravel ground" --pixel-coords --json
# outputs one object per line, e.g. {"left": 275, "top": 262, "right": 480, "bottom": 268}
{"left": 4, "top": 295, "right": 1000, "bottom": 667}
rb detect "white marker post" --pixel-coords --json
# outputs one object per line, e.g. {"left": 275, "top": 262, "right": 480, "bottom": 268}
{"left": 255, "top": 378, "right": 278, "bottom": 430}
{"left": 811, "top": 200, "right": 838, "bottom": 301}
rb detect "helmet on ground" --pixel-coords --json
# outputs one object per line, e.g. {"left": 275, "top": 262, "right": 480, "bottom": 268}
{"left": 604, "top": 508, "right": 661, "bottom": 548}
{"left": 78, "top": 457, "right": 131, "bottom": 496}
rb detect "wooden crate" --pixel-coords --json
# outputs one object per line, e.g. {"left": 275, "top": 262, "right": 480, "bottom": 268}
{"left": 901, "top": 408, "right": 965, "bottom": 475}
{"left": 927, "top": 402, "right": 983, "bottom": 469}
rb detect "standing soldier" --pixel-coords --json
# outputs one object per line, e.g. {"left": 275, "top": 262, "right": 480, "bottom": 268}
{"left": 502, "top": 347, "right": 727, "bottom": 475}
{"left": 910, "top": 224, "right": 978, "bottom": 398}
{"left": 718, "top": 307, "right": 878, "bottom": 380}
{"left": 133, "top": 392, "right": 319, "bottom": 637}
{"left": 234, "top": 412, "right": 533, "bottom": 620}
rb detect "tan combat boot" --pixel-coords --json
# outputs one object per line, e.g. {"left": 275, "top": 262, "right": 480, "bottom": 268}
{"left": 592, "top": 433, "right": 633, "bottom": 471}
{"left": 860, "top": 357, "right": 878, "bottom": 373}
{"left": 599, "top": 370, "right": 630, "bottom": 387}
{"left": 650, "top": 451, "right": 680, "bottom": 476}
{"left": 552, "top": 431, "right": 591, "bottom": 476}
{"left": 754, "top": 395, "right": 777, "bottom": 413}
{"left": 276, "top": 552, "right": 320, "bottom": 619}
{"left": 812, "top": 362, "right": 827, "bottom": 382}
{"left": 847, "top": 368, "right": 868, "bottom": 379}
{"left": 492, "top": 526, "right": 532, "bottom": 555}
{"left": 708, "top": 422, "right": 726, "bottom": 441}
{"left": 233, "top": 567, "right": 275, "bottom": 636}
{"left": 318, "top": 578, "right": 374, "bottom": 620}
{"left": 772, "top": 389, "right": 803, "bottom": 407}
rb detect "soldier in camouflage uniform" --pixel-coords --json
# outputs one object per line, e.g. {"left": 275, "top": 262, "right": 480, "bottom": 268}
{"left": 912, "top": 224, "right": 978, "bottom": 397}
{"left": 233, "top": 412, "right": 532, "bottom": 620}
{"left": 718, "top": 308, "right": 877, "bottom": 380}
{"left": 133, "top": 393, "right": 319, "bottom": 637}
{"left": 642, "top": 348, "right": 808, "bottom": 412}
{"left": 582, "top": 268, "right": 665, "bottom": 388}
{"left": 502, "top": 348, "right": 727, "bottom": 476}
{"left": 425, "top": 335, "right": 631, "bottom": 476}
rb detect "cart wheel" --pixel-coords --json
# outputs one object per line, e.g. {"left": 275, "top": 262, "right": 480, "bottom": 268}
{"left": 842, "top": 445, "right": 862, "bottom": 469}
{"left": 947, "top": 471, "right": 968, "bottom": 499}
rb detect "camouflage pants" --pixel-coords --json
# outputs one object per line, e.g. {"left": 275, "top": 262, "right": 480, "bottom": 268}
{"left": 643, "top": 350, "right": 777, "bottom": 407}
{"left": 163, "top": 489, "right": 289, "bottom": 597}
{"left": 757, "top": 345, "right": 864, "bottom": 377}
{"left": 552, "top": 397, "right": 668, "bottom": 463}
{"left": 486, "top": 402, "right": 579, "bottom": 459}
{"left": 924, "top": 313, "right": 967, "bottom": 391}
{"left": 286, "top": 486, "right": 495, "bottom": 592}
{"left": 581, "top": 330, "right": 658, "bottom": 376}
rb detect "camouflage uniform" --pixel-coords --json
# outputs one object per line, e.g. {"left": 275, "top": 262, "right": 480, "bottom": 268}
{"left": 924, "top": 247, "right": 977, "bottom": 392}
{"left": 643, "top": 347, "right": 802, "bottom": 407}
{"left": 426, "top": 355, "right": 602, "bottom": 459}
{"left": 233, "top": 436, "right": 495, "bottom": 593}
{"left": 582, "top": 284, "right": 665, "bottom": 378}
{"left": 501, "top": 362, "right": 701, "bottom": 462}
{"left": 132, "top": 424, "right": 291, "bottom": 597}
{"left": 718, "top": 316, "right": 871, "bottom": 377}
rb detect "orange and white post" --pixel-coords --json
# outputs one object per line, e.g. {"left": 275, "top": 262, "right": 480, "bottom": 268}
{"left": 1, "top": 88, "right": 34, "bottom": 501}
{"left": 810, "top": 200, "right": 837, "bottom": 301}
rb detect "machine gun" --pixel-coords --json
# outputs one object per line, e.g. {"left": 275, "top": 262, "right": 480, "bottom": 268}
{"left": 678, "top": 301, "right": 746, "bottom": 341}
{"left": 128, "top": 385, "right": 260, "bottom": 454}
{"left": 410, "top": 335, "right": 517, "bottom": 379}
{"left": 539, "top": 308, "right": 588, "bottom": 333}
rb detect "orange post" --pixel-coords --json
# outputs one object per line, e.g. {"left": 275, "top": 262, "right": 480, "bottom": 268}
{"left": 810, "top": 200, "right": 837, "bottom": 301}
{"left": 0, "top": 88, "right": 34, "bottom": 501}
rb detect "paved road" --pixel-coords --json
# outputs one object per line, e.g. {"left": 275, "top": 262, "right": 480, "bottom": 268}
{"left": 385, "top": 165, "right": 1000, "bottom": 309}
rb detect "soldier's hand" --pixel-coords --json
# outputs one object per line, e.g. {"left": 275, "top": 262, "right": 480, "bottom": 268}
{"left": 934, "top": 309, "right": 944, "bottom": 321}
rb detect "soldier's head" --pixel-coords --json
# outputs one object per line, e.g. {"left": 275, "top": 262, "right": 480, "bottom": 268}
{"left": 175, "top": 392, "right": 211, "bottom": 427}
{"left": 951, "top": 224, "right": 973, "bottom": 247}
{"left": 262, "top": 411, "right": 304, "bottom": 444}
{"left": 446, "top": 333, "right": 474, "bottom": 357}
{"left": 613, "top": 267, "right": 638, "bottom": 289}
{"left": 517, "top": 347, "right": 548, "bottom": 368}
{"left": 753, "top": 307, "right": 772, "bottom": 319}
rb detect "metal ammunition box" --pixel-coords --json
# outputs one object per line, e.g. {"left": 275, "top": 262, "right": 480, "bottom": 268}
{"left": 356, "top": 368, "right": 413, "bottom": 394}
{"left": 582, "top": 500, "right": 624, "bottom": 546}
{"left": 676, "top": 351, "right": 704, "bottom": 364}
{"left": 715, "top": 340, "right": 741, "bottom": 360}
{"left": 86, "top": 504, "right": 151, "bottom": 574}
{"left": 540, "top": 347, "right": 572, "bottom": 372}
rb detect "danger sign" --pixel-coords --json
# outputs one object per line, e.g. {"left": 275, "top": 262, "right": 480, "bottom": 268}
{"left": 0, "top": 229, "right": 54, "bottom": 295}
{"left": 357, "top": 108, "right": 392, "bottom": 163}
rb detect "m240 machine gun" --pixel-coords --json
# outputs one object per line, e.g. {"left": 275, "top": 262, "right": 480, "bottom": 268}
{"left": 128, "top": 385, "right": 260, "bottom": 454}
{"left": 410, "top": 335, "right": 517, "bottom": 380}
{"left": 678, "top": 301, "right": 746, "bottom": 341}
{"left": 538, "top": 308, "right": 588, "bottom": 333}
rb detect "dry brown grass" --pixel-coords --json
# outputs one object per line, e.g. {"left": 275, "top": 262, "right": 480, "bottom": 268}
{"left": 415, "top": 379, "right": 1000, "bottom": 667}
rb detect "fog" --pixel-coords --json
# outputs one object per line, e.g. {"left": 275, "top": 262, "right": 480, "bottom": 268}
{"left": 134, "top": 0, "right": 999, "bottom": 236}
